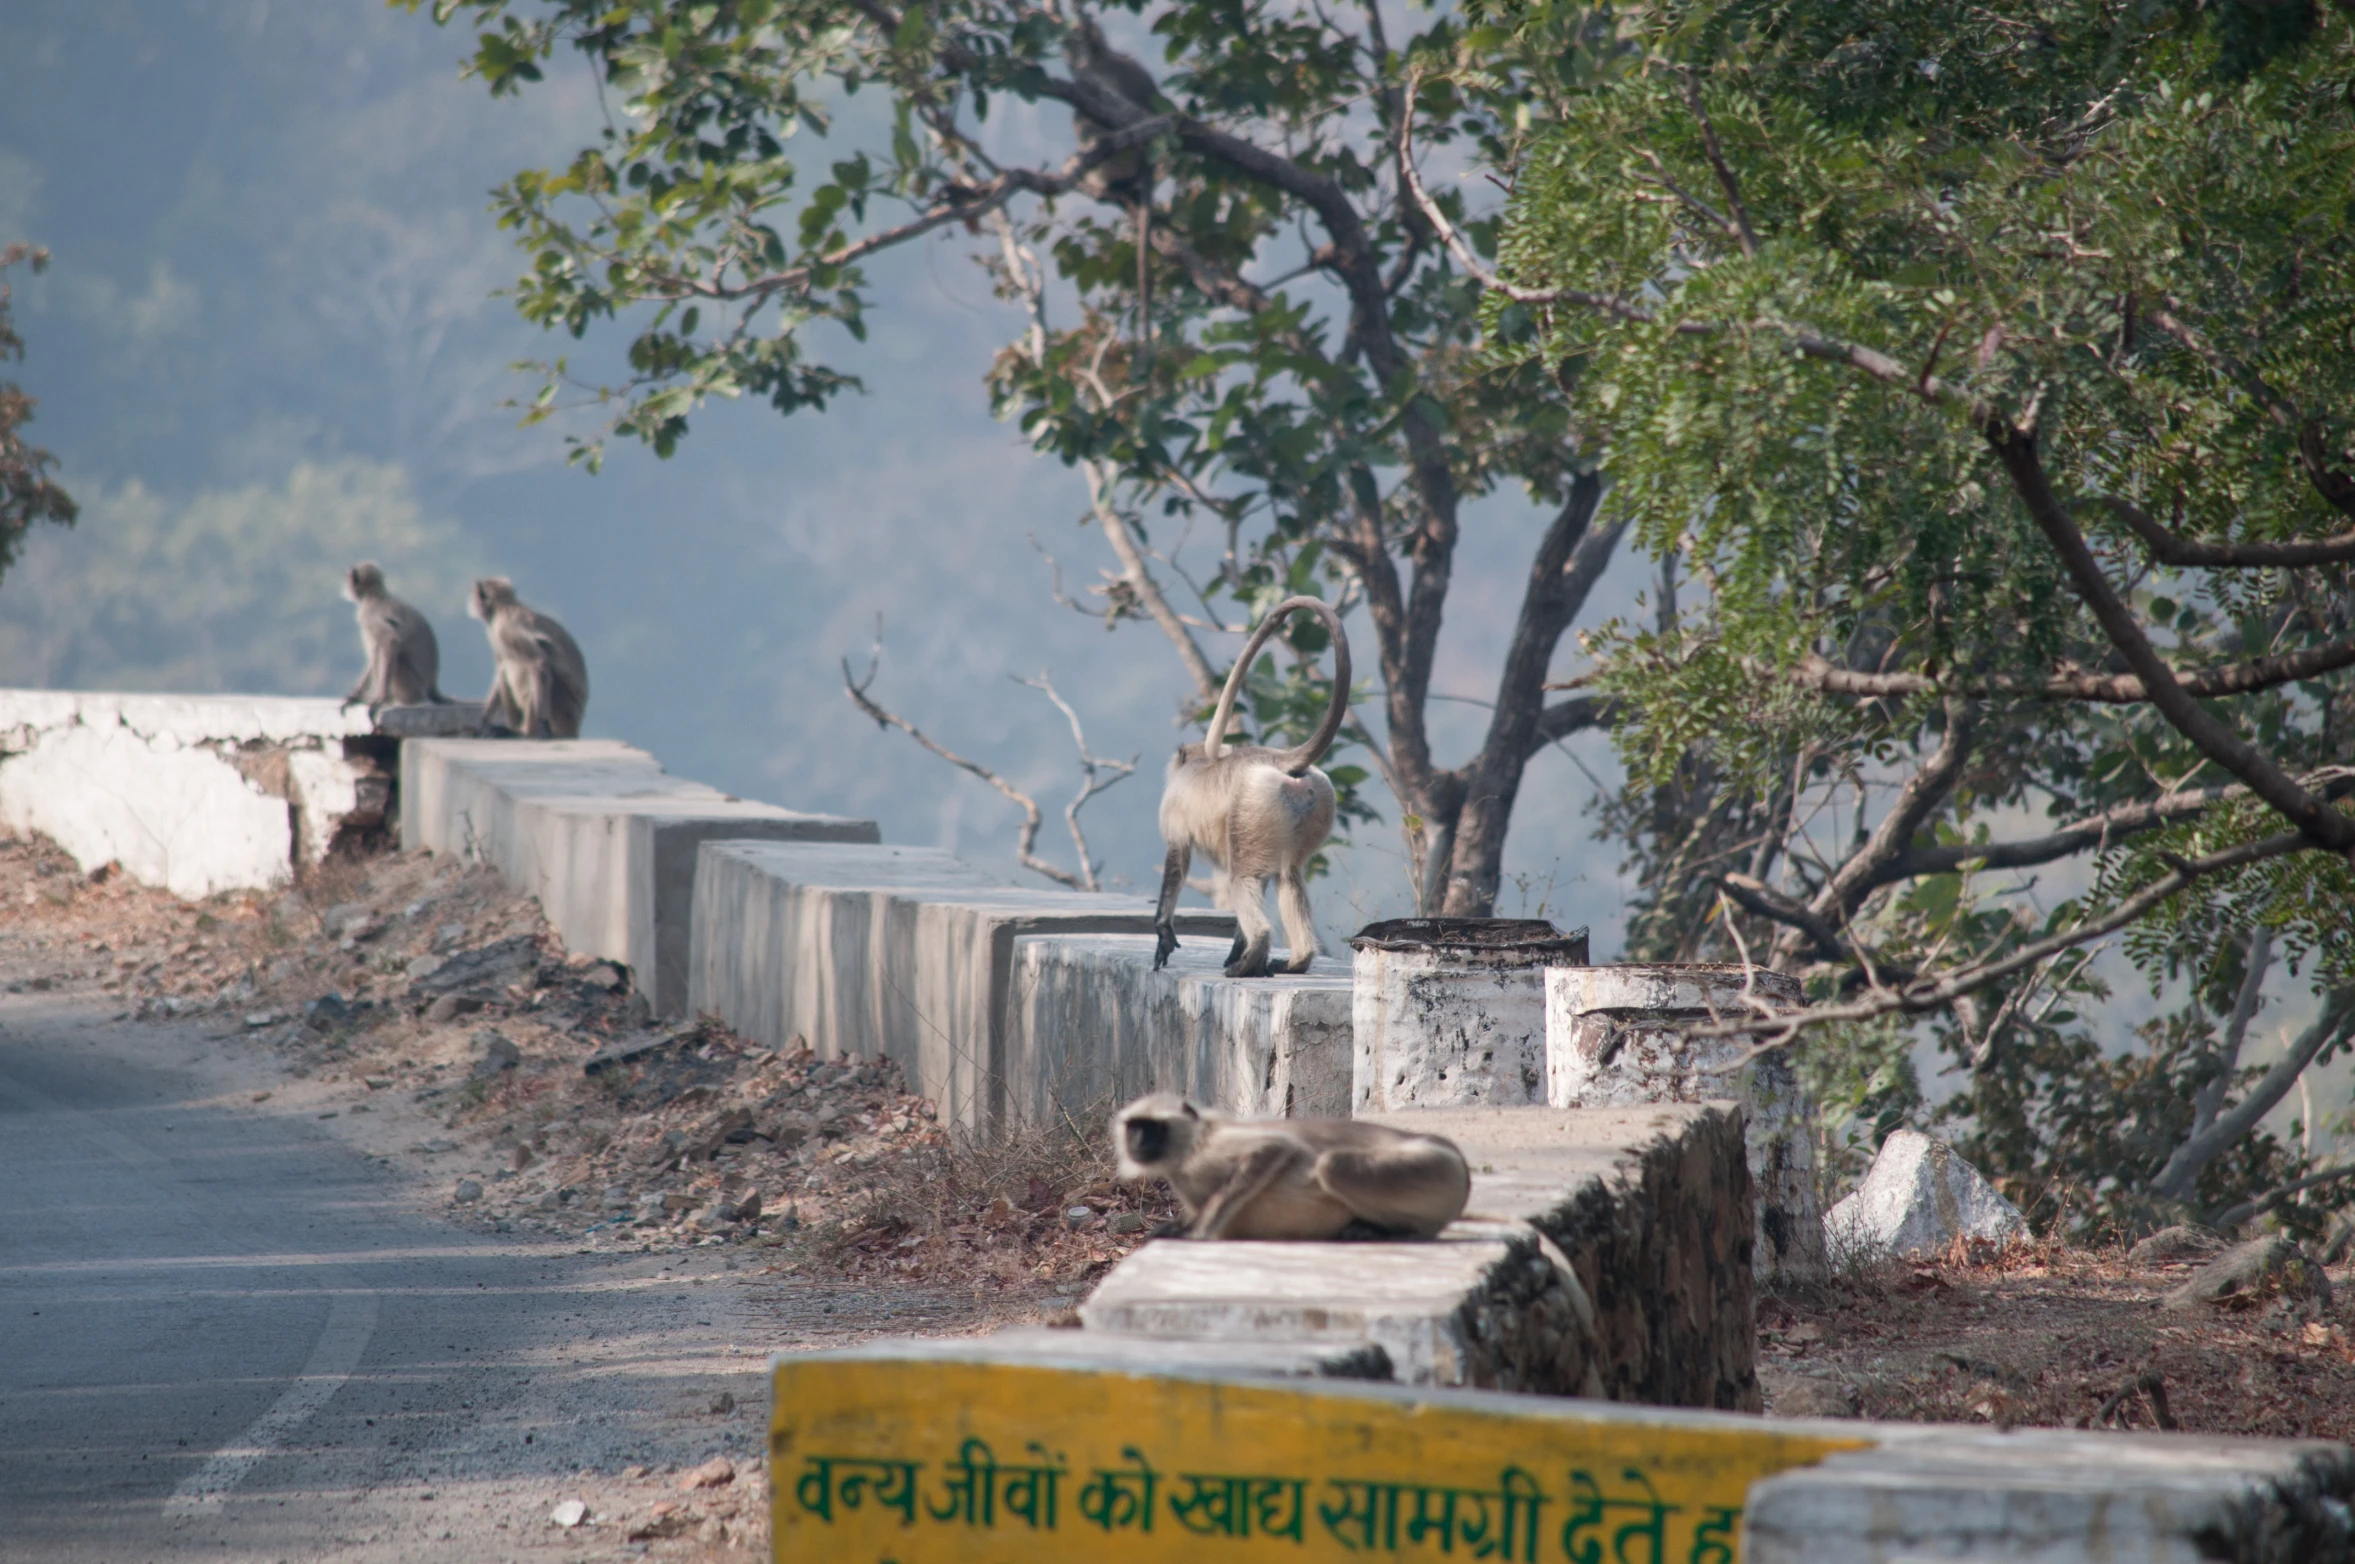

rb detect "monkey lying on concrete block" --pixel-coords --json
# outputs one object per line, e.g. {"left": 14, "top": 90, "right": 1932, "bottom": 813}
{"left": 1113, "top": 1092, "right": 1470, "bottom": 1240}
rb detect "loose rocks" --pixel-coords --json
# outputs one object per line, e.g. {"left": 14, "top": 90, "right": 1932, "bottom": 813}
{"left": 678, "top": 1457, "right": 735, "bottom": 1491}
{"left": 410, "top": 935, "right": 539, "bottom": 999}
{"left": 1824, "top": 1129, "right": 2026, "bottom": 1260}
{"left": 468, "top": 1028, "right": 521, "bottom": 1080}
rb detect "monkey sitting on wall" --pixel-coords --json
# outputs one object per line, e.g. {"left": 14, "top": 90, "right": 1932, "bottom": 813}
{"left": 341, "top": 562, "right": 445, "bottom": 710}
{"left": 1113, "top": 1093, "right": 1471, "bottom": 1241}
{"left": 467, "top": 577, "right": 589, "bottom": 739}
{"left": 1153, "top": 595, "right": 1350, "bottom": 977}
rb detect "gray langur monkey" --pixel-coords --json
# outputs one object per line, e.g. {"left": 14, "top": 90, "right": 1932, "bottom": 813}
{"left": 1064, "top": 15, "right": 1163, "bottom": 345}
{"left": 467, "top": 577, "right": 589, "bottom": 739}
{"left": 1153, "top": 595, "right": 1350, "bottom": 977}
{"left": 1112, "top": 1093, "right": 1471, "bottom": 1240}
{"left": 341, "top": 562, "right": 445, "bottom": 709}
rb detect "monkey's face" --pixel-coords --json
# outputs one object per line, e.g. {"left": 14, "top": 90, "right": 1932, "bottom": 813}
{"left": 1124, "top": 1115, "right": 1171, "bottom": 1168}
{"left": 1113, "top": 1093, "right": 1199, "bottom": 1178}
{"left": 344, "top": 564, "right": 381, "bottom": 603}
{"left": 468, "top": 578, "right": 514, "bottom": 622}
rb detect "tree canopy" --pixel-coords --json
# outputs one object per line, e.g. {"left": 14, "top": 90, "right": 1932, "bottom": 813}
{"left": 1476, "top": 0, "right": 2355, "bottom": 1227}
{"left": 406, "top": 0, "right": 1630, "bottom": 913}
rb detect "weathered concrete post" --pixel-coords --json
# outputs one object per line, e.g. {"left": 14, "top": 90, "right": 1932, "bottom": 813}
{"left": 1350, "top": 919, "right": 1589, "bottom": 1114}
{"left": 1546, "top": 964, "right": 1826, "bottom": 1283}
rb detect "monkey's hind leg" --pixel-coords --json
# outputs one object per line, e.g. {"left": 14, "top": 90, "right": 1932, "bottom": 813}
{"left": 1276, "top": 866, "right": 1320, "bottom": 974}
{"left": 1188, "top": 1139, "right": 1312, "bottom": 1239}
{"left": 1223, "top": 873, "right": 1274, "bottom": 978}
{"left": 1311, "top": 1143, "right": 1471, "bottom": 1239}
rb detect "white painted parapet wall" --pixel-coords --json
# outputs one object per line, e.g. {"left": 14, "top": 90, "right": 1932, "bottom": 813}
{"left": 400, "top": 737, "right": 877, "bottom": 1019}
{"left": 1007, "top": 933, "right": 1351, "bottom": 1123}
{"left": 0, "top": 690, "right": 387, "bottom": 898}
{"left": 689, "top": 841, "right": 1240, "bottom": 1134}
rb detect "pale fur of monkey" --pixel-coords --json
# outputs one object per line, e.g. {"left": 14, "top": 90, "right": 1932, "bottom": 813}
{"left": 341, "top": 563, "right": 445, "bottom": 709}
{"left": 1112, "top": 1092, "right": 1470, "bottom": 1241}
{"left": 1153, "top": 595, "right": 1350, "bottom": 977}
{"left": 467, "top": 577, "right": 589, "bottom": 739}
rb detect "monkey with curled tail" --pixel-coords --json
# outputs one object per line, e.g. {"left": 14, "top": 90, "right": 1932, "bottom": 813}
{"left": 341, "top": 562, "right": 445, "bottom": 710}
{"left": 467, "top": 577, "right": 589, "bottom": 739}
{"left": 1153, "top": 595, "right": 1350, "bottom": 977}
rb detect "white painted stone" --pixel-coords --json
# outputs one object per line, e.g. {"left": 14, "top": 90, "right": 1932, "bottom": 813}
{"left": 1350, "top": 919, "right": 1588, "bottom": 1113}
{"left": 1546, "top": 963, "right": 1826, "bottom": 1281}
{"left": 689, "top": 840, "right": 1233, "bottom": 1134}
{"left": 1824, "top": 1128, "right": 2027, "bottom": 1261}
{"left": 1079, "top": 1234, "right": 1522, "bottom": 1386}
{"left": 1007, "top": 934, "right": 1350, "bottom": 1123}
{"left": 0, "top": 690, "right": 381, "bottom": 898}
{"left": 400, "top": 737, "right": 877, "bottom": 1018}
{"left": 1745, "top": 1427, "right": 2355, "bottom": 1562}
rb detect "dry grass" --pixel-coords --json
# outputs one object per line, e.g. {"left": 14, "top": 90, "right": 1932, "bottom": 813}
{"left": 1762, "top": 1236, "right": 2355, "bottom": 1439}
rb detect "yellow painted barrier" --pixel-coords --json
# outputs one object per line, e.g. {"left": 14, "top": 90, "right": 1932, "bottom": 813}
{"left": 770, "top": 1355, "right": 1869, "bottom": 1563}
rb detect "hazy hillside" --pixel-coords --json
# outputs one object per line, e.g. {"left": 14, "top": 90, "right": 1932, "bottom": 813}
{"left": 0, "top": 0, "right": 1635, "bottom": 945}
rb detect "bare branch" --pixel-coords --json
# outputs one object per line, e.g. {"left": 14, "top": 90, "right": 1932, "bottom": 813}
{"left": 1875, "top": 783, "right": 2242, "bottom": 881}
{"left": 1782, "top": 642, "right": 2355, "bottom": 703}
{"left": 1694, "top": 829, "right": 2318, "bottom": 1051}
{"left": 841, "top": 624, "right": 1083, "bottom": 890}
{"left": 1990, "top": 430, "right": 2355, "bottom": 854}
{"left": 1801, "top": 695, "right": 1975, "bottom": 939}
{"left": 1719, "top": 871, "right": 1852, "bottom": 961}
{"left": 987, "top": 208, "right": 1222, "bottom": 699}
{"left": 2210, "top": 1145, "right": 2355, "bottom": 1232}
{"left": 1014, "top": 669, "right": 1140, "bottom": 892}
{"left": 2150, "top": 928, "right": 2287, "bottom": 1204}
{"left": 1082, "top": 461, "right": 1223, "bottom": 700}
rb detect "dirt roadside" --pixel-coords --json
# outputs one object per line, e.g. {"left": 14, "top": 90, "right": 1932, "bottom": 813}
{"left": 0, "top": 831, "right": 1170, "bottom": 1560}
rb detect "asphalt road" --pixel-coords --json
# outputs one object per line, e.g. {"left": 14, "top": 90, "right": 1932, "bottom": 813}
{"left": 0, "top": 998, "right": 845, "bottom": 1563}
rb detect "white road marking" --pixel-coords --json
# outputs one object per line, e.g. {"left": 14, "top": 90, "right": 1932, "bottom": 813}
{"left": 163, "top": 1286, "right": 380, "bottom": 1516}
{"left": 0, "top": 1053, "right": 383, "bottom": 1518}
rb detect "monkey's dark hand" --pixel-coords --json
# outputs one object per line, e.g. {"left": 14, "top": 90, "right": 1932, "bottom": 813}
{"left": 1147, "top": 1218, "right": 1189, "bottom": 1239}
{"left": 1153, "top": 923, "right": 1180, "bottom": 970}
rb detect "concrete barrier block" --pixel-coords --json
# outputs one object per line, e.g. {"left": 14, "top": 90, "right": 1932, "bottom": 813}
{"left": 0, "top": 689, "right": 383, "bottom": 897}
{"left": 837, "top": 1328, "right": 1396, "bottom": 1382}
{"left": 1743, "top": 1428, "right": 2355, "bottom": 1563}
{"left": 690, "top": 841, "right": 1234, "bottom": 1133}
{"left": 371, "top": 701, "right": 488, "bottom": 738}
{"left": 1078, "top": 1102, "right": 1757, "bottom": 1408}
{"left": 1006, "top": 934, "right": 1351, "bottom": 1124}
{"left": 399, "top": 738, "right": 877, "bottom": 1017}
{"left": 1548, "top": 964, "right": 1827, "bottom": 1284}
